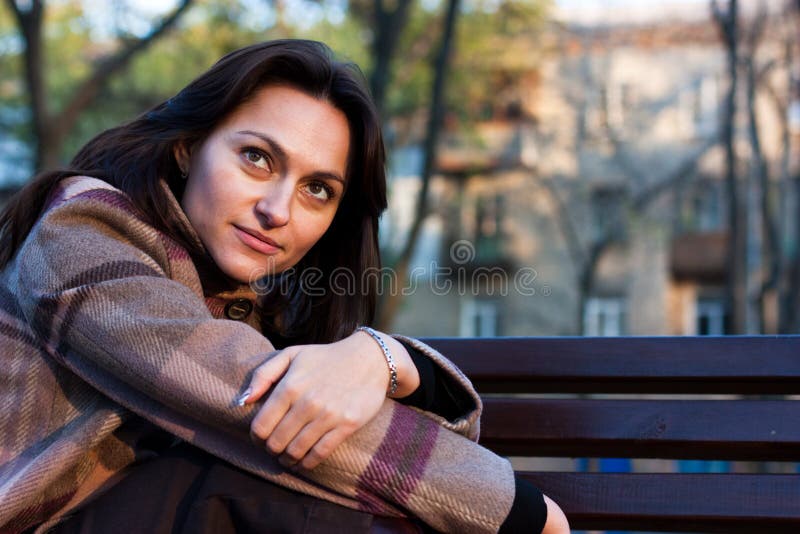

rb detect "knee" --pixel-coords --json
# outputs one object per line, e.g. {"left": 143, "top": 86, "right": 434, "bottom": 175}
{"left": 541, "top": 495, "right": 570, "bottom": 534}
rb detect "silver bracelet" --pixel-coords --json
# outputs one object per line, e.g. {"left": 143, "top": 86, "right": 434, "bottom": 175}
{"left": 355, "top": 326, "right": 398, "bottom": 396}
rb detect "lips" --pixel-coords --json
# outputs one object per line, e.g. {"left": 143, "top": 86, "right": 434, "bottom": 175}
{"left": 234, "top": 225, "right": 282, "bottom": 254}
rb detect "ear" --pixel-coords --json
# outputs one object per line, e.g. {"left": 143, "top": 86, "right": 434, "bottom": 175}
{"left": 173, "top": 141, "right": 191, "bottom": 175}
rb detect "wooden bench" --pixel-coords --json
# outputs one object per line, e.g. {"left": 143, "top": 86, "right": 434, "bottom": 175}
{"left": 423, "top": 336, "right": 800, "bottom": 533}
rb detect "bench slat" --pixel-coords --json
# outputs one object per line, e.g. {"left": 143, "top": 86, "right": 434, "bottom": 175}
{"left": 521, "top": 472, "right": 800, "bottom": 532}
{"left": 480, "top": 398, "right": 800, "bottom": 460}
{"left": 420, "top": 336, "right": 800, "bottom": 528}
{"left": 423, "top": 336, "right": 800, "bottom": 394}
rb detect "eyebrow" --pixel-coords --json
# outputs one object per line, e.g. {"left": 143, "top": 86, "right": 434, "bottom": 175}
{"left": 235, "top": 130, "right": 346, "bottom": 186}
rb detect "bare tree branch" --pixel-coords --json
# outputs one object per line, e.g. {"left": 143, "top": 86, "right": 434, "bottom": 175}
{"left": 631, "top": 135, "right": 719, "bottom": 211}
{"left": 602, "top": 122, "right": 643, "bottom": 185}
{"left": 743, "top": 1, "right": 768, "bottom": 52}
{"left": 51, "top": 0, "right": 196, "bottom": 146}
{"left": 532, "top": 175, "right": 588, "bottom": 270}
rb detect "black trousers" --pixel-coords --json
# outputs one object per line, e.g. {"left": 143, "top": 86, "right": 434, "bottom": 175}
{"left": 50, "top": 444, "right": 428, "bottom": 534}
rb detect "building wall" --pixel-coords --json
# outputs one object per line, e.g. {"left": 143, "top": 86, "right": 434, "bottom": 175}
{"left": 390, "top": 10, "right": 798, "bottom": 338}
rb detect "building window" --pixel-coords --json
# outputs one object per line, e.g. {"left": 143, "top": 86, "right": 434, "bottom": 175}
{"left": 693, "top": 76, "right": 719, "bottom": 136}
{"left": 692, "top": 181, "right": 722, "bottom": 231}
{"left": 460, "top": 298, "right": 499, "bottom": 337}
{"left": 696, "top": 298, "right": 727, "bottom": 335}
{"left": 583, "top": 297, "right": 625, "bottom": 336}
{"left": 474, "top": 194, "right": 506, "bottom": 264}
{"left": 590, "top": 185, "right": 626, "bottom": 239}
{"left": 606, "top": 81, "right": 635, "bottom": 130}
{"left": 679, "top": 76, "right": 719, "bottom": 139}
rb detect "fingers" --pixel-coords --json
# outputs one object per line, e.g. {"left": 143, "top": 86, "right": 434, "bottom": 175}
{"left": 250, "top": 382, "right": 293, "bottom": 444}
{"left": 262, "top": 396, "right": 316, "bottom": 456}
{"left": 296, "top": 426, "right": 352, "bottom": 470}
{"left": 278, "top": 416, "right": 332, "bottom": 468}
{"left": 280, "top": 424, "right": 354, "bottom": 471}
{"left": 251, "top": 388, "right": 357, "bottom": 470}
{"left": 239, "top": 350, "right": 293, "bottom": 405}
{"left": 244, "top": 340, "right": 387, "bottom": 472}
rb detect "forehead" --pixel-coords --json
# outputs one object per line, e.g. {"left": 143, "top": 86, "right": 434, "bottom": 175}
{"left": 220, "top": 85, "right": 351, "bottom": 175}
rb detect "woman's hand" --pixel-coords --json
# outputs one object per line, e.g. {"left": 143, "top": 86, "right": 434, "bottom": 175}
{"left": 241, "top": 330, "right": 420, "bottom": 470}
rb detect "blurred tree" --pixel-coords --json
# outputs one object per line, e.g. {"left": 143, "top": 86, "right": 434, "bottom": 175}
{"left": 738, "top": 1, "right": 800, "bottom": 333}
{"left": 776, "top": 0, "right": 800, "bottom": 333}
{"left": 346, "top": 0, "right": 414, "bottom": 115}
{"left": 376, "top": 0, "right": 461, "bottom": 330}
{"left": 374, "top": 0, "right": 552, "bottom": 330}
{"left": 712, "top": 0, "right": 747, "bottom": 334}
{"left": 3, "top": 0, "right": 195, "bottom": 171}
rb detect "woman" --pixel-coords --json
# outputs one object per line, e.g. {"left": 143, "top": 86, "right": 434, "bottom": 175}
{"left": 0, "top": 40, "right": 568, "bottom": 533}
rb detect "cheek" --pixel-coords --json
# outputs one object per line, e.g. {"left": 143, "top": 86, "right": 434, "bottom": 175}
{"left": 182, "top": 182, "right": 231, "bottom": 245}
{"left": 180, "top": 183, "right": 204, "bottom": 232}
{"left": 186, "top": 164, "right": 238, "bottom": 225}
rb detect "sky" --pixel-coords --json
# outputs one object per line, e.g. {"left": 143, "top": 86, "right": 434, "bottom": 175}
{"left": 125, "top": 0, "right": 760, "bottom": 27}
{"left": 122, "top": 0, "right": 720, "bottom": 27}
{"left": 127, "top": 0, "right": 712, "bottom": 15}
{"left": 554, "top": 0, "right": 715, "bottom": 24}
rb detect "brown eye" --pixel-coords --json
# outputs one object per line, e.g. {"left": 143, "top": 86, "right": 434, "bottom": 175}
{"left": 306, "top": 182, "right": 335, "bottom": 202}
{"left": 242, "top": 148, "right": 271, "bottom": 172}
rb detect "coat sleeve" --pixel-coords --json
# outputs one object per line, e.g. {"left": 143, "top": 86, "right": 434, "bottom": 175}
{"left": 391, "top": 334, "right": 484, "bottom": 442}
{"left": 12, "top": 184, "right": 515, "bottom": 533}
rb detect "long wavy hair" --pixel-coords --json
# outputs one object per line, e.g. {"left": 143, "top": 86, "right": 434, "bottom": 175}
{"left": 0, "top": 40, "right": 387, "bottom": 346}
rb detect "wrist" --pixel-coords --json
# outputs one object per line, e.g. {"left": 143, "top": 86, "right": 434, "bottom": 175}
{"left": 353, "top": 327, "right": 419, "bottom": 398}
{"left": 382, "top": 335, "right": 420, "bottom": 398}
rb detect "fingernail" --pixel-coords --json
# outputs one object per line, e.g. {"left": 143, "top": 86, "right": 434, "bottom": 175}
{"left": 236, "top": 387, "right": 252, "bottom": 407}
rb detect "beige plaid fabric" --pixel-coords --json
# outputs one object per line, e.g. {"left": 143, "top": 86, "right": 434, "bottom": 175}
{"left": 0, "top": 176, "right": 514, "bottom": 533}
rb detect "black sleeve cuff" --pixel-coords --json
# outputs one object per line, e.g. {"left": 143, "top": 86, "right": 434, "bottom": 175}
{"left": 499, "top": 477, "right": 548, "bottom": 534}
{"left": 394, "top": 339, "right": 476, "bottom": 421}
{"left": 395, "top": 342, "right": 436, "bottom": 410}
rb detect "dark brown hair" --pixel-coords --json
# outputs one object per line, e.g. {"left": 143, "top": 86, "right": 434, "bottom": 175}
{"left": 0, "top": 40, "right": 387, "bottom": 346}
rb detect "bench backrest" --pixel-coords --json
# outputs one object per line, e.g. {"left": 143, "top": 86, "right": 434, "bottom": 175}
{"left": 422, "top": 336, "right": 800, "bottom": 533}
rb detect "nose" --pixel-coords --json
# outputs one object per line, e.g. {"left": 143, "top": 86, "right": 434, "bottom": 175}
{"left": 255, "top": 180, "right": 291, "bottom": 228}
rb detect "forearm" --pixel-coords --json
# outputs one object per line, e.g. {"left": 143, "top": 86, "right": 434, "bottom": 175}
{"left": 301, "top": 399, "right": 516, "bottom": 533}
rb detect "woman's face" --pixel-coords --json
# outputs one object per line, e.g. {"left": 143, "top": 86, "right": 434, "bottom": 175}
{"left": 179, "top": 85, "right": 350, "bottom": 283}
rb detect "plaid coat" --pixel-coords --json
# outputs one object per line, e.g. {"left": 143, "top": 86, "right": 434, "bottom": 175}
{"left": 0, "top": 176, "right": 515, "bottom": 533}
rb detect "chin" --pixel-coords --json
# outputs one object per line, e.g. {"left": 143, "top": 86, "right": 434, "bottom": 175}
{"left": 233, "top": 261, "right": 288, "bottom": 285}
{"left": 214, "top": 259, "right": 258, "bottom": 285}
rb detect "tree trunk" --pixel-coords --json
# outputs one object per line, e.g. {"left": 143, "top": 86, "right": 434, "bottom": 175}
{"left": 782, "top": 175, "right": 800, "bottom": 332}
{"left": 376, "top": 0, "right": 460, "bottom": 331}
{"left": 6, "top": 1, "right": 50, "bottom": 170}
{"left": 370, "top": 0, "right": 413, "bottom": 115}
{"left": 746, "top": 61, "right": 779, "bottom": 334}
{"left": 770, "top": 12, "right": 798, "bottom": 333}
{"left": 713, "top": 0, "right": 746, "bottom": 334}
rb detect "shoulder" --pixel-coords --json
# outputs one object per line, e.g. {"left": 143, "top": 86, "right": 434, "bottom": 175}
{"left": 44, "top": 176, "right": 145, "bottom": 221}
{"left": 25, "top": 175, "right": 174, "bottom": 273}
{"left": 55, "top": 175, "right": 120, "bottom": 199}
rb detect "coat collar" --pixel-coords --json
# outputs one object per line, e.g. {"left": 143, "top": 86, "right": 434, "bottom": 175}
{"left": 158, "top": 178, "right": 260, "bottom": 319}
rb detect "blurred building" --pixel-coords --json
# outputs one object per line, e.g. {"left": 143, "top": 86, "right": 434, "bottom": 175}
{"left": 388, "top": 1, "right": 799, "bottom": 337}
